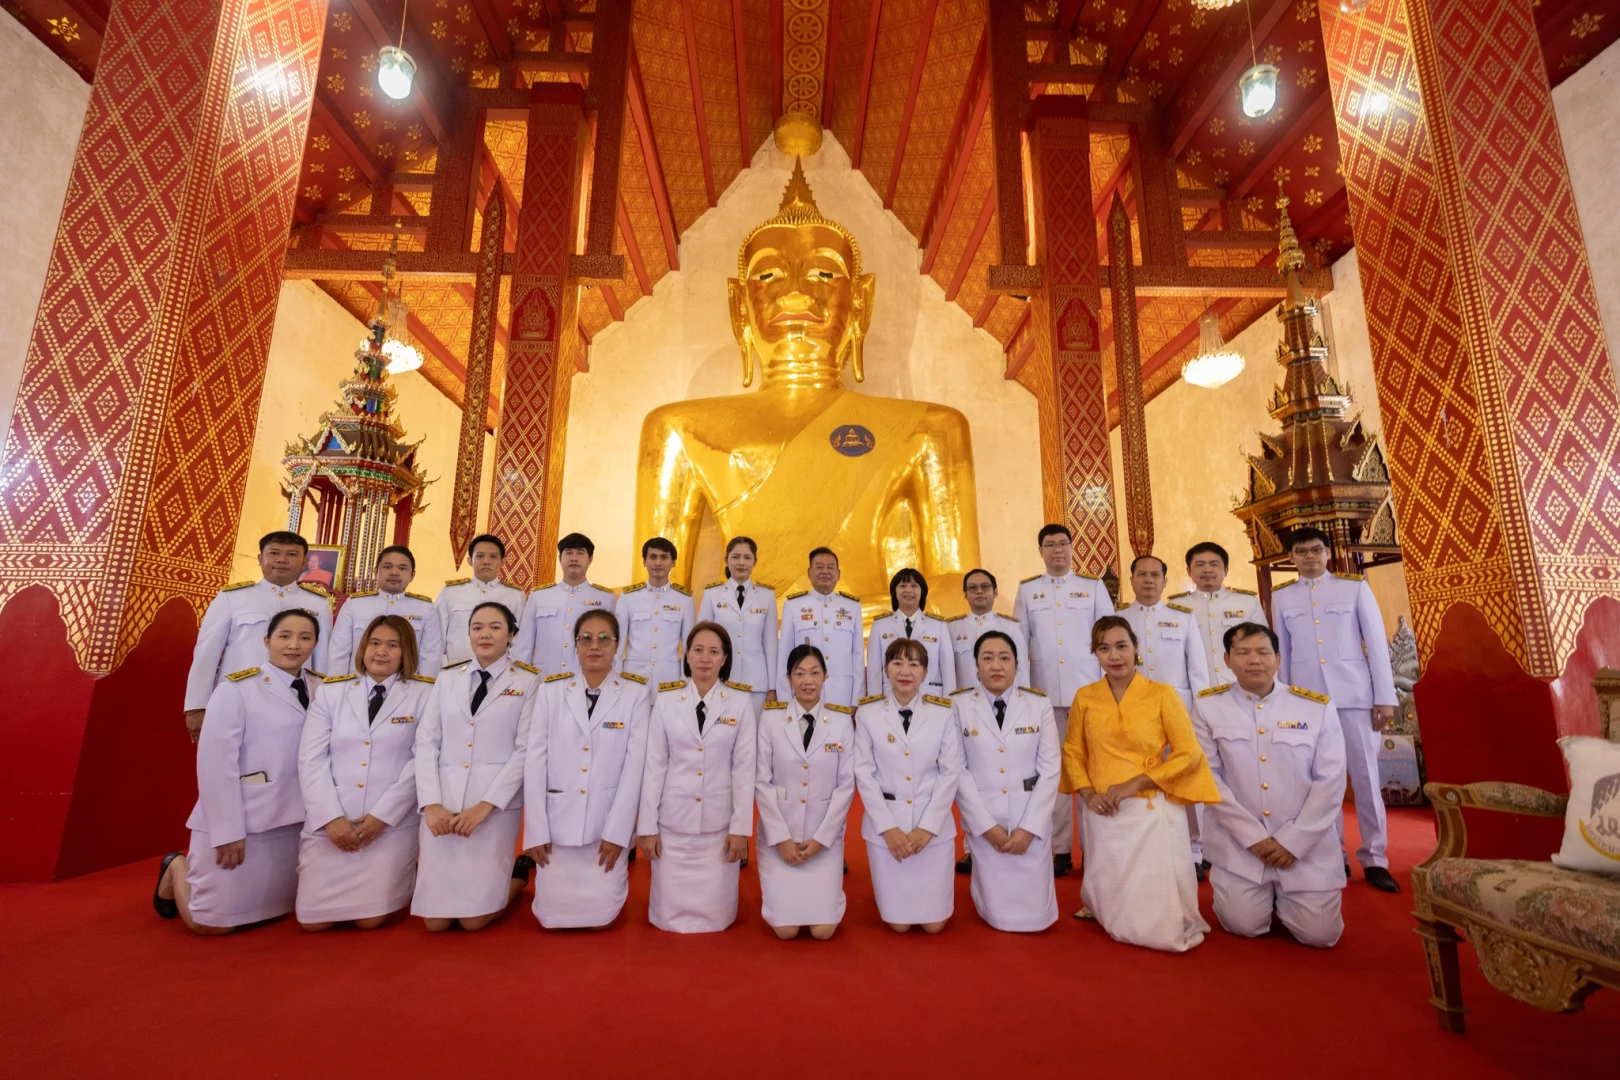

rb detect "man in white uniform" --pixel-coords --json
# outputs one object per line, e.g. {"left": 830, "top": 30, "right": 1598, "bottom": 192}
{"left": 331, "top": 544, "right": 443, "bottom": 676}
{"left": 514, "top": 531, "right": 617, "bottom": 676}
{"left": 1013, "top": 523, "right": 1114, "bottom": 876}
{"left": 946, "top": 569, "right": 1029, "bottom": 693}
{"left": 183, "top": 531, "right": 333, "bottom": 741}
{"left": 434, "top": 533, "right": 526, "bottom": 667}
{"left": 1194, "top": 622, "right": 1348, "bottom": 947}
{"left": 1170, "top": 541, "right": 1266, "bottom": 686}
{"left": 1271, "top": 527, "right": 1400, "bottom": 894}
{"left": 778, "top": 547, "right": 866, "bottom": 709}
{"left": 616, "top": 537, "right": 694, "bottom": 684}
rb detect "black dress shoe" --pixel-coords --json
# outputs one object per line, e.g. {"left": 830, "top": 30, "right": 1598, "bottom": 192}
{"left": 1195, "top": 861, "right": 1208, "bottom": 883}
{"left": 1053, "top": 853, "right": 1073, "bottom": 878}
{"left": 512, "top": 854, "right": 537, "bottom": 882}
{"left": 1363, "top": 866, "right": 1402, "bottom": 893}
{"left": 1344, "top": 859, "right": 1353, "bottom": 880}
{"left": 955, "top": 853, "right": 973, "bottom": 875}
{"left": 153, "top": 852, "right": 181, "bottom": 919}
{"left": 843, "top": 861, "right": 850, "bottom": 875}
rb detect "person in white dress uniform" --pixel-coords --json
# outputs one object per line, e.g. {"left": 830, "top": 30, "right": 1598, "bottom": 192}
{"left": 331, "top": 545, "right": 443, "bottom": 678}
{"left": 155, "top": 609, "right": 323, "bottom": 933}
{"left": 1013, "top": 524, "right": 1113, "bottom": 875}
{"left": 412, "top": 601, "right": 537, "bottom": 931}
{"left": 1194, "top": 622, "right": 1347, "bottom": 948}
{"left": 1271, "top": 527, "right": 1401, "bottom": 894}
{"left": 697, "top": 537, "right": 779, "bottom": 713}
{"left": 638, "top": 622, "right": 758, "bottom": 933}
{"left": 435, "top": 534, "right": 526, "bottom": 668}
{"left": 952, "top": 631, "right": 1059, "bottom": 932}
{"left": 183, "top": 531, "right": 332, "bottom": 742}
{"left": 947, "top": 569, "right": 1029, "bottom": 693}
{"left": 777, "top": 547, "right": 866, "bottom": 708}
{"left": 523, "top": 609, "right": 652, "bottom": 930}
{"left": 616, "top": 537, "right": 694, "bottom": 684}
{"left": 1172, "top": 541, "right": 1266, "bottom": 686}
{"left": 513, "top": 531, "right": 617, "bottom": 676}
{"left": 853, "top": 638, "right": 964, "bottom": 933}
{"left": 296, "top": 614, "right": 434, "bottom": 930}
{"left": 866, "top": 569, "right": 954, "bottom": 698}
{"left": 755, "top": 644, "right": 857, "bottom": 940}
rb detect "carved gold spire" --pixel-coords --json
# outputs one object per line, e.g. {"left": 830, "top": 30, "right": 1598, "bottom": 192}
{"left": 736, "top": 158, "right": 863, "bottom": 278}
{"left": 1276, "top": 186, "right": 1308, "bottom": 309}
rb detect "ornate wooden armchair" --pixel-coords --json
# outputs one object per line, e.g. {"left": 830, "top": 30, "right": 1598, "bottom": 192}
{"left": 1413, "top": 781, "right": 1620, "bottom": 1031}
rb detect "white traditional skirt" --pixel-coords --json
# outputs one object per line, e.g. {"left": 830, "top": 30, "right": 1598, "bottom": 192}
{"left": 532, "top": 842, "right": 629, "bottom": 929}
{"left": 294, "top": 821, "right": 418, "bottom": 924}
{"left": 867, "top": 834, "right": 954, "bottom": 925}
{"left": 410, "top": 806, "right": 521, "bottom": 919}
{"left": 649, "top": 829, "right": 739, "bottom": 933}
{"left": 758, "top": 836, "right": 846, "bottom": 927}
{"left": 1079, "top": 794, "right": 1209, "bottom": 952}
{"left": 967, "top": 830, "right": 1058, "bottom": 932}
{"left": 184, "top": 824, "right": 301, "bottom": 928}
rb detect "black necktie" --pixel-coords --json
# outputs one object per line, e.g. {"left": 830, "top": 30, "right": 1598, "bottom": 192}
{"left": 737, "top": 584, "right": 746, "bottom": 609}
{"left": 368, "top": 684, "right": 386, "bottom": 722}
{"left": 993, "top": 699, "right": 1006, "bottom": 729}
{"left": 802, "top": 712, "right": 815, "bottom": 751}
{"left": 471, "top": 670, "right": 491, "bottom": 714}
{"left": 291, "top": 676, "right": 309, "bottom": 710}
{"left": 904, "top": 616, "right": 914, "bottom": 638}
{"left": 586, "top": 688, "right": 600, "bottom": 718}
{"left": 696, "top": 700, "right": 707, "bottom": 733}
{"left": 899, "top": 707, "right": 912, "bottom": 734}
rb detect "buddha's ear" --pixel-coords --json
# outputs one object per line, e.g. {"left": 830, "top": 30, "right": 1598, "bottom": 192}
{"left": 727, "top": 277, "right": 754, "bottom": 387}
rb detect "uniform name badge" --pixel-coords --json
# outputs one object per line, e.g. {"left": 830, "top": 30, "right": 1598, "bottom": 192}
{"left": 822, "top": 742, "right": 844, "bottom": 752}
{"left": 714, "top": 716, "right": 738, "bottom": 726}
{"left": 391, "top": 715, "right": 416, "bottom": 724}
{"left": 1014, "top": 725, "right": 1038, "bottom": 734}
{"left": 500, "top": 688, "right": 524, "bottom": 697}
{"left": 601, "top": 721, "right": 626, "bottom": 729}
{"left": 1278, "top": 720, "right": 1309, "bottom": 730}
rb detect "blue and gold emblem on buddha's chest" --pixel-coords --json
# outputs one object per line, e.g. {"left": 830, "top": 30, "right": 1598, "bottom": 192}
{"left": 830, "top": 424, "right": 875, "bottom": 456}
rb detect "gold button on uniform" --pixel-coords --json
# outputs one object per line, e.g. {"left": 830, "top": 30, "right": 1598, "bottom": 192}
{"left": 1261, "top": 782, "right": 1270, "bottom": 790}
{"left": 1260, "top": 755, "right": 1268, "bottom": 762}
{"left": 1263, "top": 809, "right": 1272, "bottom": 817}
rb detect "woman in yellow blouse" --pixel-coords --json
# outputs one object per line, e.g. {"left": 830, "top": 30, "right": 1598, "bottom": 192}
{"left": 1062, "top": 615, "right": 1220, "bottom": 952}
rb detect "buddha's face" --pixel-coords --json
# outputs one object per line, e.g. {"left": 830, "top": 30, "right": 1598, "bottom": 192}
{"left": 730, "top": 224, "right": 873, "bottom": 370}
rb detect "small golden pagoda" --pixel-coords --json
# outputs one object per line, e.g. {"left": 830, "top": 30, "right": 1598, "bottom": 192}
{"left": 1232, "top": 190, "right": 1399, "bottom": 597}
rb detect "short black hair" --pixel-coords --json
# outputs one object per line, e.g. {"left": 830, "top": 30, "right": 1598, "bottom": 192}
{"left": 267, "top": 608, "right": 321, "bottom": 639}
{"left": 684, "top": 621, "right": 734, "bottom": 681}
{"left": 1223, "top": 621, "right": 1279, "bottom": 653}
{"left": 469, "top": 600, "right": 517, "bottom": 633}
{"left": 259, "top": 531, "right": 308, "bottom": 554}
{"left": 1037, "top": 523, "right": 1073, "bottom": 545}
{"left": 575, "top": 608, "right": 620, "bottom": 642}
{"left": 376, "top": 544, "right": 415, "bottom": 570}
{"left": 468, "top": 533, "right": 506, "bottom": 558}
{"left": 557, "top": 532, "right": 595, "bottom": 557}
{"left": 1288, "top": 527, "right": 1333, "bottom": 553}
{"left": 642, "top": 536, "right": 677, "bottom": 560}
{"left": 973, "top": 630, "right": 1018, "bottom": 663}
{"left": 888, "top": 568, "right": 928, "bottom": 611}
{"left": 1130, "top": 554, "right": 1167, "bottom": 575}
{"left": 807, "top": 546, "right": 838, "bottom": 566}
{"left": 962, "top": 568, "right": 997, "bottom": 591}
{"left": 1185, "top": 541, "right": 1229, "bottom": 569}
{"left": 785, "top": 643, "right": 827, "bottom": 677}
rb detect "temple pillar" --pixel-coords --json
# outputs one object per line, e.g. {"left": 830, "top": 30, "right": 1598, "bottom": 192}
{"left": 487, "top": 85, "right": 589, "bottom": 590}
{"left": 1026, "top": 101, "right": 1120, "bottom": 578}
{"left": 0, "top": 0, "right": 328, "bottom": 881}
{"left": 1320, "top": 0, "right": 1620, "bottom": 853}
{"left": 1107, "top": 193, "right": 1152, "bottom": 561}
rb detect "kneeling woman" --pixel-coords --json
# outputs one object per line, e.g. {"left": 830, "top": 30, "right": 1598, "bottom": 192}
{"left": 755, "top": 645, "right": 856, "bottom": 940}
{"left": 153, "top": 609, "right": 323, "bottom": 934}
{"left": 412, "top": 601, "right": 538, "bottom": 932}
{"left": 853, "top": 638, "right": 964, "bottom": 933}
{"left": 523, "top": 609, "right": 652, "bottom": 929}
{"left": 1063, "top": 616, "right": 1220, "bottom": 952}
{"left": 296, "top": 615, "right": 434, "bottom": 931}
{"left": 638, "top": 622, "right": 757, "bottom": 933}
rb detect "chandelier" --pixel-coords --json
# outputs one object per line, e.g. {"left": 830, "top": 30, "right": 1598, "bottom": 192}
{"left": 1182, "top": 305, "right": 1245, "bottom": 390}
{"left": 364, "top": 225, "right": 423, "bottom": 375}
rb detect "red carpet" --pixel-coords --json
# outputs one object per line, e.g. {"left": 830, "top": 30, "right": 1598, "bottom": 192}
{"left": 3, "top": 804, "right": 1612, "bottom": 1079}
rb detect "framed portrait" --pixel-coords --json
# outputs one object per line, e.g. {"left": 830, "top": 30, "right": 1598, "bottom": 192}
{"left": 298, "top": 545, "right": 345, "bottom": 592}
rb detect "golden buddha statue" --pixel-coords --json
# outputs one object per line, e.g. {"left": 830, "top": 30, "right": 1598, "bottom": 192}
{"left": 631, "top": 129, "right": 981, "bottom": 613}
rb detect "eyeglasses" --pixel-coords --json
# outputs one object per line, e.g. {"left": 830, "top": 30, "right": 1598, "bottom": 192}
{"left": 575, "top": 633, "right": 618, "bottom": 644}
{"left": 964, "top": 582, "right": 994, "bottom": 592}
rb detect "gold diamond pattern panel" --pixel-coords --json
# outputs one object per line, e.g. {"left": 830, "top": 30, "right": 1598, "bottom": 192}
{"left": 856, "top": 0, "right": 928, "bottom": 193}
{"left": 887, "top": 0, "right": 981, "bottom": 233}
{"left": 632, "top": 0, "right": 709, "bottom": 232}
{"left": 692, "top": 0, "right": 745, "bottom": 181}
{"left": 828, "top": 0, "right": 875, "bottom": 149}
{"left": 741, "top": 0, "right": 775, "bottom": 152}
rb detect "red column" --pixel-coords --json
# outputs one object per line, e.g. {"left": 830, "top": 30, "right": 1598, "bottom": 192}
{"left": 0, "top": 0, "right": 327, "bottom": 881}
{"left": 1320, "top": 0, "right": 1620, "bottom": 853}
{"left": 487, "top": 85, "right": 589, "bottom": 590}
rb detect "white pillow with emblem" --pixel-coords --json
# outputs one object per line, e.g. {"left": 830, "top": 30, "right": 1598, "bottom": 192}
{"left": 1551, "top": 735, "right": 1620, "bottom": 876}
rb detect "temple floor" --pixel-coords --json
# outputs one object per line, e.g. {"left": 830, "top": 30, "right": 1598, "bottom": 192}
{"left": 3, "top": 805, "right": 1612, "bottom": 1078}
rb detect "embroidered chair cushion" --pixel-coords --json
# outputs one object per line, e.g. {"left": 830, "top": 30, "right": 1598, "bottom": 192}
{"left": 1418, "top": 857, "right": 1620, "bottom": 963}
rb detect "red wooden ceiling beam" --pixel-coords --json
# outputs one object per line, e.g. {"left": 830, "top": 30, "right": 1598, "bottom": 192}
{"left": 628, "top": 46, "right": 682, "bottom": 271}
{"left": 849, "top": 0, "right": 883, "bottom": 168}
{"left": 1167, "top": 0, "right": 1294, "bottom": 158}
{"left": 771, "top": 0, "right": 784, "bottom": 120}
{"left": 946, "top": 187, "right": 997, "bottom": 303}
{"left": 57, "top": 0, "right": 108, "bottom": 34}
{"left": 348, "top": 0, "right": 451, "bottom": 142}
{"left": 1104, "top": 0, "right": 1164, "bottom": 79}
{"left": 884, "top": 0, "right": 941, "bottom": 208}
{"left": 820, "top": 0, "right": 843, "bottom": 126}
{"left": 678, "top": 0, "right": 719, "bottom": 206}
{"left": 732, "top": 0, "right": 753, "bottom": 159}
{"left": 972, "top": 291, "right": 1000, "bottom": 329}
{"left": 468, "top": 0, "right": 514, "bottom": 61}
{"left": 1228, "top": 84, "right": 1333, "bottom": 200}
{"left": 920, "top": 42, "right": 990, "bottom": 273}
{"left": 617, "top": 197, "right": 652, "bottom": 298}
{"left": 312, "top": 92, "right": 386, "bottom": 186}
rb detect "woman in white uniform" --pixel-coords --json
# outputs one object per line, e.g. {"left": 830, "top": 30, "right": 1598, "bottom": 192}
{"left": 153, "top": 609, "right": 323, "bottom": 934}
{"left": 866, "top": 569, "right": 954, "bottom": 698}
{"left": 755, "top": 644, "right": 856, "bottom": 940}
{"left": 412, "top": 601, "right": 537, "bottom": 932}
{"left": 853, "top": 638, "right": 964, "bottom": 933}
{"left": 296, "top": 614, "right": 433, "bottom": 930}
{"left": 524, "top": 609, "right": 652, "bottom": 929}
{"left": 952, "top": 630, "right": 1060, "bottom": 932}
{"left": 696, "top": 536, "right": 778, "bottom": 712}
{"left": 638, "top": 621, "right": 757, "bottom": 933}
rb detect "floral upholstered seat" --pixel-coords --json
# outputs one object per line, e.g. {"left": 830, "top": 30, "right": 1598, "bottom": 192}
{"left": 1418, "top": 858, "right": 1620, "bottom": 962}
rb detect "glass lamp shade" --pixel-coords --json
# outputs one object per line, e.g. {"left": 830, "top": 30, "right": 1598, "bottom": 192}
{"left": 381, "top": 338, "right": 423, "bottom": 374}
{"left": 1182, "top": 309, "right": 1245, "bottom": 390}
{"left": 377, "top": 45, "right": 416, "bottom": 101}
{"left": 1239, "top": 63, "right": 1279, "bottom": 118}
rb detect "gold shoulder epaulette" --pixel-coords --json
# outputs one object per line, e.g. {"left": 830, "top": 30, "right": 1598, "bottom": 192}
{"left": 923, "top": 694, "right": 952, "bottom": 707}
{"left": 619, "top": 671, "right": 648, "bottom": 684}
{"left": 1020, "top": 573, "right": 1041, "bottom": 584}
{"left": 724, "top": 679, "right": 753, "bottom": 692}
{"left": 1231, "top": 587, "right": 1258, "bottom": 596}
{"left": 836, "top": 590, "right": 860, "bottom": 602}
{"left": 704, "top": 580, "right": 726, "bottom": 590}
{"left": 762, "top": 700, "right": 788, "bottom": 710}
{"left": 444, "top": 577, "right": 470, "bottom": 586}
{"left": 671, "top": 582, "right": 692, "bottom": 596}
{"left": 825, "top": 703, "right": 854, "bottom": 715}
{"left": 1076, "top": 573, "right": 1102, "bottom": 581}
{"left": 306, "top": 670, "right": 326, "bottom": 682}
{"left": 1167, "top": 603, "right": 1193, "bottom": 614}
{"left": 225, "top": 667, "right": 261, "bottom": 681}
{"left": 1336, "top": 572, "right": 1366, "bottom": 582}
{"left": 951, "top": 686, "right": 974, "bottom": 695}
{"left": 298, "top": 581, "right": 329, "bottom": 596}
{"left": 875, "top": 610, "right": 894, "bottom": 620}
{"left": 1273, "top": 579, "right": 1299, "bottom": 590}
{"left": 1019, "top": 686, "right": 1047, "bottom": 696}
{"left": 441, "top": 659, "right": 470, "bottom": 669}
{"left": 406, "top": 591, "right": 433, "bottom": 603}
{"left": 501, "top": 580, "right": 523, "bottom": 590}
{"left": 1114, "top": 601, "right": 1130, "bottom": 611}
{"left": 857, "top": 693, "right": 886, "bottom": 706}
{"left": 529, "top": 580, "right": 557, "bottom": 592}
{"left": 322, "top": 673, "right": 358, "bottom": 684}
{"left": 785, "top": 589, "right": 808, "bottom": 600}
{"left": 659, "top": 679, "right": 687, "bottom": 692}
{"left": 621, "top": 581, "right": 647, "bottom": 593}
{"left": 222, "top": 580, "right": 256, "bottom": 592}
{"left": 348, "top": 589, "right": 378, "bottom": 599}
{"left": 1198, "top": 684, "right": 1233, "bottom": 698}
{"left": 512, "top": 661, "right": 540, "bottom": 675}
{"left": 409, "top": 674, "right": 436, "bottom": 683}
{"left": 1167, "top": 591, "right": 1191, "bottom": 600}
{"left": 543, "top": 671, "right": 573, "bottom": 683}
{"left": 1290, "top": 685, "right": 1330, "bottom": 704}
{"left": 945, "top": 613, "right": 967, "bottom": 622}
